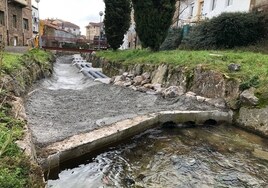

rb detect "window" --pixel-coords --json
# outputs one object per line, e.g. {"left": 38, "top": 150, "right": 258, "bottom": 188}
{"left": 0, "top": 11, "right": 4, "bottom": 26}
{"left": 211, "top": 0, "right": 217, "bottom": 10}
{"left": 226, "top": 0, "right": 233, "bottom": 6}
{"left": 23, "top": 18, "right": 29, "bottom": 30}
{"left": 189, "top": 3, "right": 194, "bottom": 17}
{"left": 13, "top": 15, "right": 17, "bottom": 28}
{"left": 199, "top": 1, "right": 204, "bottom": 16}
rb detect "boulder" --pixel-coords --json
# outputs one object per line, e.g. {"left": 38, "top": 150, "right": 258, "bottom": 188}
{"left": 228, "top": 63, "right": 241, "bottom": 72}
{"left": 133, "top": 76, "right": 144, "bottom": 86}
{"left": 141, "top": 79, "right": 150, "bottom": 86}
{"left": 162, "top": 86, "right": 184, "bottom": 98}
{"left": 240, "top": 87, "right": 259, "bottom": 106}
{"left": 205, "top": 98, "right": 227, "bottom": 109}
{"left": 142, "top": 72, "right": 151, "bottom": 80}
{"left": 237, "top": 106, "right": 268, "bottom": 137}
{"left": 123, "top": 81, "right": 133, "bottom": 87}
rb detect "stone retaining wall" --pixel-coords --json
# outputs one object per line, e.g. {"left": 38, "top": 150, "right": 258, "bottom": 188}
{"left": 88, "top": 55, "right": 268, "bottom": 138}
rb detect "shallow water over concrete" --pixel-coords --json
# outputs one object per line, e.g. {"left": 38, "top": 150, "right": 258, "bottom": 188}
{"left": 47, "top": 124, "right": 268, "bottom": 188}
{"left": 41, "top": 56, "right": 98, "bottom": 90}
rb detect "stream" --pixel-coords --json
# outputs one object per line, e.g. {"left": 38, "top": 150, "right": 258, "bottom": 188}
{"left": 47, "top": 123, "right": 268, "bottom": 188}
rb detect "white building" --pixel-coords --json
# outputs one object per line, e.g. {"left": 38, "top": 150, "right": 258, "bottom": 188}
{"left": 32, "top": 5, "right": 39, "bottom": 37}
{"left": 176, "top": 0, "right": 266, "bottom": 26}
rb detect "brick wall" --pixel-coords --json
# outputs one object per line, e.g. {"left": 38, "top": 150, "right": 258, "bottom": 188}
{"left": 0, "top": 0, "right": 32, "bottom": 46}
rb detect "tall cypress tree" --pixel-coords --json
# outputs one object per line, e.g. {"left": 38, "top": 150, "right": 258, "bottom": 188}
{"left": 104, "top": 0, "right": 131, "bottom": 50}
{"left": 132, "top": 0, "right": 176, "bottom": 51}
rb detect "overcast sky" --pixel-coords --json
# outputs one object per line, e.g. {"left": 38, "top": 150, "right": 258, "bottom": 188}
{"left": 33, "top": 0, "right": 105, "bottom": 35}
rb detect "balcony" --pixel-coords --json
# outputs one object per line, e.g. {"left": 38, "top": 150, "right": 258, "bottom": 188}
{"left": 8, "top": 0, "right": 28, "bottom": 7}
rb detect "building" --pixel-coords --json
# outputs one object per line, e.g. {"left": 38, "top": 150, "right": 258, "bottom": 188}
{"left": 85, "top": 22, "right": 103, "bottom": 41}
{"left": 41, "top": 19, "right": 80, "bottom": 47}
{"left": 0, "top": 0, "right": 33, "bottom": 46}
{"left": 49, "top": 19, "right": 81, "bottom": 36}
{"left": 175, "top": 0, "right": 267, "bottom": 27}
{"left": 31, "top": 4, "right": 39, "bottom": 37}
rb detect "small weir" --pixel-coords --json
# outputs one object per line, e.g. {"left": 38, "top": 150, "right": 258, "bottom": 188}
{"left": 47, "top": 123, "right": 268, "bottom": 187}
{"left": 24, "top": 55, "right": 268, "bottom": 187}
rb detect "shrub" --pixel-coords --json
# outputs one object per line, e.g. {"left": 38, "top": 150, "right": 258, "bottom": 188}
{"left": 186, "top": 12, "right": 266, "bottom": 49}
{"left": 160, "top": 27, "right": 182, "bottom": 51}
{"left": 132, "top": 0, "right": 176, "bottom": 51}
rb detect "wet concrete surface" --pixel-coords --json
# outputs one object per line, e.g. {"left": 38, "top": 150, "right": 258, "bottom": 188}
{"left": 25, "top": 56, "right": 222, "bottom": 147}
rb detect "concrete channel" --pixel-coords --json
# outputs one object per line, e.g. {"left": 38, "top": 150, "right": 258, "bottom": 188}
{"left": 25, "top": 55, "right": 233, "bottom": 173}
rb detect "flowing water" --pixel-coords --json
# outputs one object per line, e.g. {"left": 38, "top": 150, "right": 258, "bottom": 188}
{"left": 47, "top": 124, "right": 268, "bottom": 188}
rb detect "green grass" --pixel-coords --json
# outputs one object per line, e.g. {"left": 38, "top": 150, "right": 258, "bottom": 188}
{"left": 97, "top": 49, "right": 268, "bottom": 106}
{"left": 1, "top": 53, "right": 22, "bottom": 74}
{"left": 0, "top": 49, "right": 51, "bottom": 188}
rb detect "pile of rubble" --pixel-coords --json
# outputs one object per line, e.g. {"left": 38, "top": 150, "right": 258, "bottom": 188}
{"left": 110, "top": 72, "right": 227, "bottom": 109}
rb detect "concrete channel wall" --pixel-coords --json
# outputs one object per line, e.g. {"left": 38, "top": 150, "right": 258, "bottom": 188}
{"left": 40, "top": 110, "right": 233, "bottom": 171}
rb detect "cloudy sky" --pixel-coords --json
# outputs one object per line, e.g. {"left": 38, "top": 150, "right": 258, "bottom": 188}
{"left": 33, "top": 0, "right": 105, "bottom": 35}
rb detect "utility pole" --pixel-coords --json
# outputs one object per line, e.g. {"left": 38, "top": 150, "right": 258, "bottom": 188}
{"left": 98, "top": 11, "right": 103, "bottom": 50}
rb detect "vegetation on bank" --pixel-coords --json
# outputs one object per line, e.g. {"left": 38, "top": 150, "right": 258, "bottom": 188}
{"left": 97, "top": 49, "right": 268, "bottom": 105}
{"left": 0, "top": 49, "right": 52, "bottom": 187}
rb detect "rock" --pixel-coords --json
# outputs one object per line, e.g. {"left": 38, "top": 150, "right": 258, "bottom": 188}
{"left": 185, "top": 91, "right": 197, "bottom": 100}
{"left": 186, "top": 91, "right": 196, "bottom": 96}
{"left": 151, "top": 64, "right": 168, "bottom": 84}
{"left": 196, "top": 96, "right": 206, "bottom": 102}
{"left": 109, "top": 76, "right": 115, "bottom": 84}
{"left": 146, "top": 90, "right": 157, "bottom": 95}
{"left": 114, "top": 75, "right": 124, "bottom": 83}
{"left": 122, "top": 72, "right": 129, "bottom": 77}
{"left": 129, "top": 85, "right": 137, "bottom": 91}
{"left": 141, "top": 79, "right": 150, "bottom": 86}
{"left": 142, "top": 72, "right": 151, "bottom": 80}
{"left": 228, "top": 63, "right": 241, "bottom": 72}
{"left": 236, "top": 106, "right": 268, "bottom": 137}
{"left": 114, "top": 81, "right": 124, "bottom": 86}
{"left": 123, "top": 81, "right": 133, "bottom": 87}
{"left": 143, "top": 84, "right": 153, "bottom": 89}
{"left": 136, "top": 86, "right": 148, "bottom": 93}
{"left": 162, "top": 86, "right": 184, "bottom": 98}
{"left": 127, "top": 73, "right": 135, "bottom": 79}
{"left": 133, "top": 76, "right": 144, "bottom": 86}
{"left": 152, "top": 83, "right": 162, "bottom": 90}
{"left": 240, "top": 87, "right": 259, "bottom": 106}
{"left": 205, "top": 98, "right": 227, "bottom": 108}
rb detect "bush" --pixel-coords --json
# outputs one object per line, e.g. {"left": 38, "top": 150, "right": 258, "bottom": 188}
{"left": 186, "top": 12, "right": 266, "bottom": 49}
{"left": 160, "top": 27, "right": 182, "bottom": 51}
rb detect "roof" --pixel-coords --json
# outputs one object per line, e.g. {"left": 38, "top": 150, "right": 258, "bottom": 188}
{"left": 86, "top": 22, "right": 103, "bottom": 28}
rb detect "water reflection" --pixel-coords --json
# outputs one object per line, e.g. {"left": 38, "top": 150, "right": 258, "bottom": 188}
{"left": 48, "top": 124, "right": 268, "bottom": 188}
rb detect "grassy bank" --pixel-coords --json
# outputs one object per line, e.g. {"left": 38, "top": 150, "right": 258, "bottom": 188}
{"left": 97, "top": 49, "right": 268, "bottom": 105}
{"left": 0, "top": 49, "right": 52, "bottom": 187}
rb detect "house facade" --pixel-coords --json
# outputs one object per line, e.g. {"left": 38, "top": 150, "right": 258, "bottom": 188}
{"left": 0, "top": 0, "right": 32, "bottom": 46}
{"left": 31, "top": 4, "right": 39, "bottom": 37}
{"left": 85, "top": 22, "right": 103, "bottom": 41}
{"left": 175, "top": 0, "right": 267, "bottom": 27}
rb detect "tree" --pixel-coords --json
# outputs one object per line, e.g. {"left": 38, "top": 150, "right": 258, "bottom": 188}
{"left": 104, "top": 0, "right": 131, "bottom": 50}
{"left": 132, "top": 0, "right": 176, "bottom": 51}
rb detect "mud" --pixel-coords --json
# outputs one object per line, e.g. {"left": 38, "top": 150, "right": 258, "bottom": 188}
{"left": 25, "top": 56, "right": 222, "bottom": 147}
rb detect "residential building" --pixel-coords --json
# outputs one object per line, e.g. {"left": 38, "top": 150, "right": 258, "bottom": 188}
{"left": 41, "top": 19, "right": 80, "bottom": 47}
{"left": 31, "top": 4, "right": 39, "bottom": 37}
{"left": 175, "top": 0, "right": 267, "bottom": 27}
{"left": 51, "top": 19, "right": 81, "bottom": 36}
{"left": 85, "top": 22, "right": 103, "bottom": 41}
{"left": 0, "top": 0, "right": 32, "bottom": 46}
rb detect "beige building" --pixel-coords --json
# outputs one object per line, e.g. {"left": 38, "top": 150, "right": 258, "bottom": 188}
{"left": 85, "top": 22, "right": 103, "bottom": 41}
{"left": 0, "top": 0, "right": 32, "bottom": 46}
